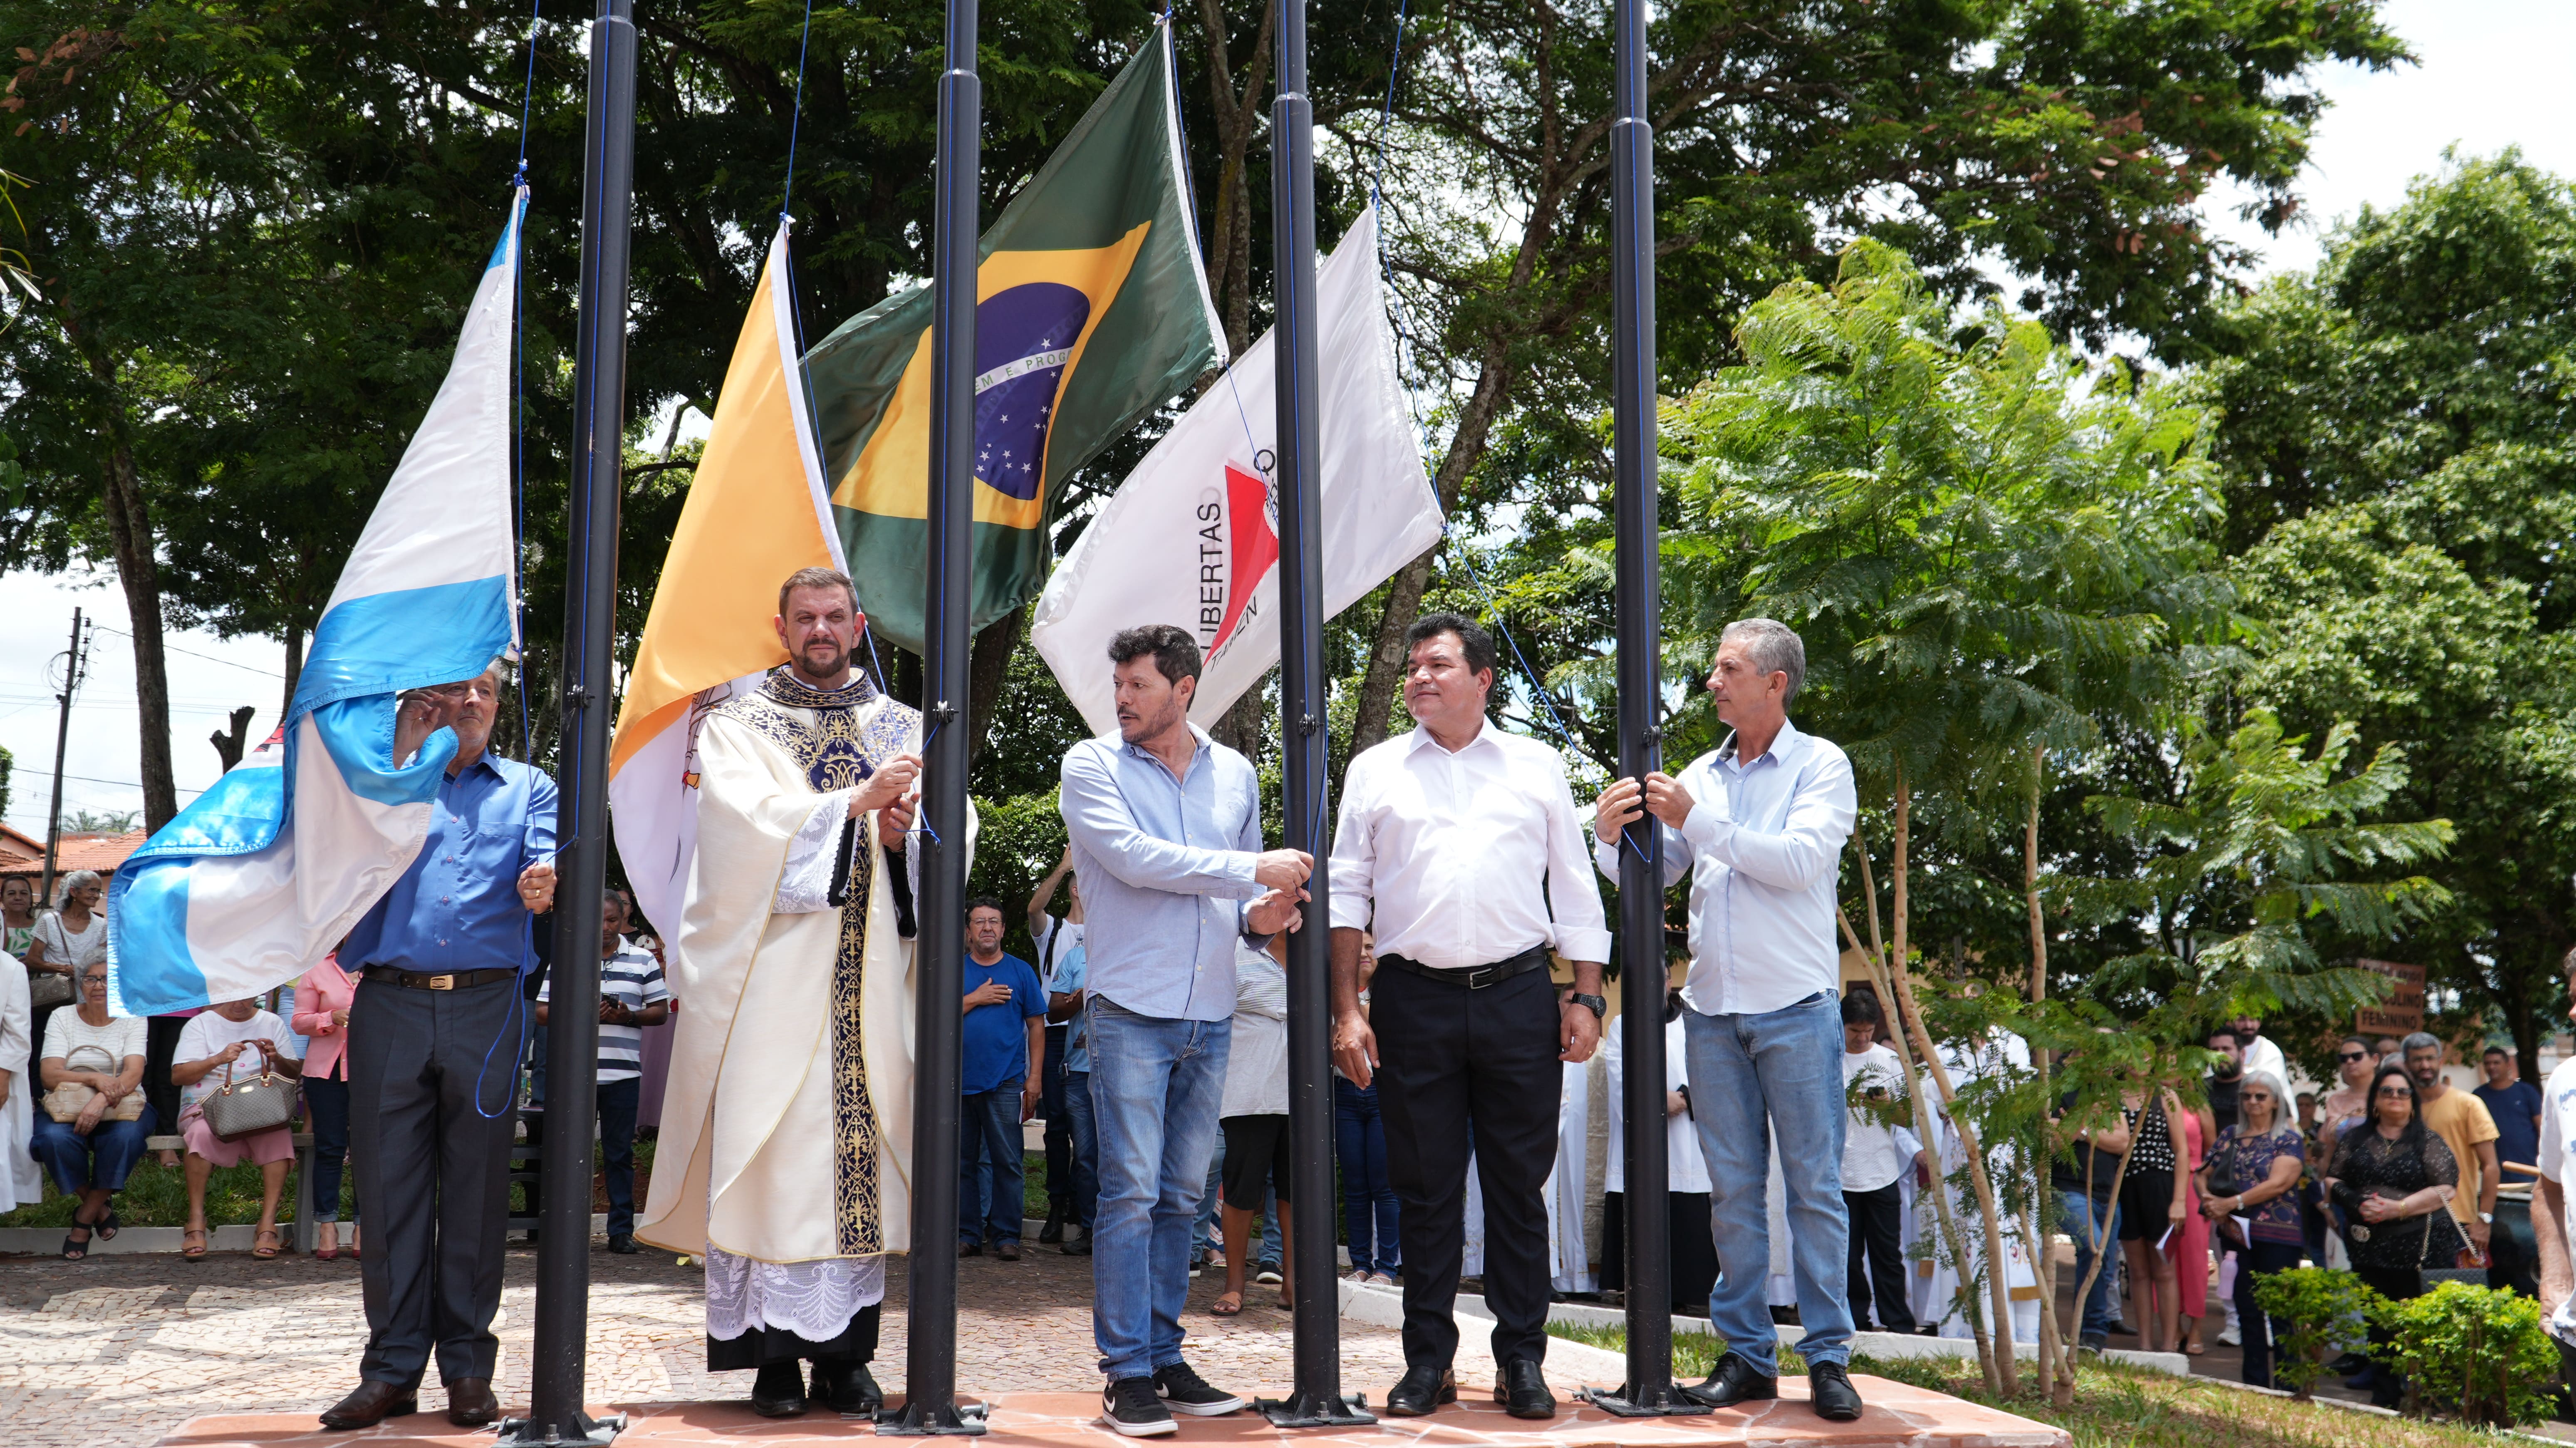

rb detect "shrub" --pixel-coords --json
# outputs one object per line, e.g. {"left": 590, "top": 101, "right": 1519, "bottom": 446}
{"left": 2251, "top": 1267, "right": 2381, "bottom": 1401}
{"left": 2371, "top": 1279, "right": 2560, "bottom": 1426}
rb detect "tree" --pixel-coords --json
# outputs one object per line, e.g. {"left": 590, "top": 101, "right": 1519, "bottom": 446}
{"left": 2198, "top": 153, "right": 2576, "bottom": 1079}
{"left": 1342, "top": 0, "right": 2405, "bottom": 756}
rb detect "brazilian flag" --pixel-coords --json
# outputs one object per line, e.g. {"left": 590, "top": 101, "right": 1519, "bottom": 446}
{"left": 804, "top": 17, "right": 1224, "bottom": 654}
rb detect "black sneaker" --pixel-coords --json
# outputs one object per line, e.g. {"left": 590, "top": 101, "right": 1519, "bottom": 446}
{"left": 605, "top": 1234, "right": 637, "bottom": 1255}
{"left": 1152, "top": 1360, "right": 1246, "bottom": 1416}
{"left": 1102, "top": 1377, "right": 1176, "bottom": 1438}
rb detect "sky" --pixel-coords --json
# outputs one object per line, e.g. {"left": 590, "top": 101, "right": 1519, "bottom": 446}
{"left": 3, "top": 0, "right": 2571, "bottom": 841}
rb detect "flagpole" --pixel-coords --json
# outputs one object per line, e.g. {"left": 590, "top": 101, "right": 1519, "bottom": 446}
{"left": 1264, "top": 0, "right": 1371, "bottom": 1427}
{"left": 1586, "top": 0, "right": 1694, "bottom": 1416}
{"left": 885, "top": 0, "right": 981, "bottom": 1428}
{"left": 507, "top": 0, "right": 634, "bottom": 1443}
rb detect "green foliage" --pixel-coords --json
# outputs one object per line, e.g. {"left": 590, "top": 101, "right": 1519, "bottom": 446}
{"left": 2069, "top": 707, "right": 2451, "bottom": 1027}
{"left": 2371, "top": 1279, "right": 2561, "bottom": 1427}
{"left": 2250, "top": 1266, "right": 2380, "bottom": 1401}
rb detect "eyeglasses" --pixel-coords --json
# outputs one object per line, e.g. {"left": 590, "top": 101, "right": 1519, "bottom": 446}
{"left": 2337, "top": 1051, "right": 2368, "bottom": 1063}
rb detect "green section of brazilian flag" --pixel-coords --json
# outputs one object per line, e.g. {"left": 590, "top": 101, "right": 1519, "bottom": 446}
{"left": 803, "top": 17, "right": 1224, "bottom": 655}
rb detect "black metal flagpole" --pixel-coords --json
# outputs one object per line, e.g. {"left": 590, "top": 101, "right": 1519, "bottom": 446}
{"left": 883, "top": 0, "right": 980, "bottom": 1429}
{"left": 505, "top": 0, "right": 634, "bottom": 1444}
{"left": 1263, "top": 0, "right": 1372, "bottom": 1427}
{"left": 1583, "top": 0, "right": 1698, "bottom": 1418}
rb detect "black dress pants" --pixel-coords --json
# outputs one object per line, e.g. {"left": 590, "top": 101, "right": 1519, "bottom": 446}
{"left": 348, "top": 974, "right": 524, "bottom": 1388}
{"left": 1845, "top": 1181, "right": 1915, "bottom": 1332}
{"left": 1372, "top": 962, "right": 1562, "bottom": 1371}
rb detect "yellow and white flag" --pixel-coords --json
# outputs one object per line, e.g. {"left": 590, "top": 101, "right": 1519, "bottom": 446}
{"left": 609, "top": 222, "right": 844, "bottom": 933}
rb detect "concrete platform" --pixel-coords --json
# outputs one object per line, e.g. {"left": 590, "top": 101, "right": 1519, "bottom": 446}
{"left": 157, "top": 1382, "right": 2068, "bottom": 1448}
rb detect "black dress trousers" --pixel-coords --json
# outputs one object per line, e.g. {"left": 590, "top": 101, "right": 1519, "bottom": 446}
{"left": 347, "top": 974, "right": 525, "bottom": 1387}
{"left": 1372, "top": 961, "right": 1564, "bottom": 1372}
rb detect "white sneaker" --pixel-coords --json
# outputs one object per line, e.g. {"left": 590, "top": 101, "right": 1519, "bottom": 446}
{"left": 2217, "top": 1326, "right": 2241, "bottom": 1347}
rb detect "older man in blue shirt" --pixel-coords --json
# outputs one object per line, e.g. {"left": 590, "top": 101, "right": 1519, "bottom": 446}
{"left": 1060, "top": 625, "right": 1306, "bottom": 1437}
{"left": 1595, "top": 617, "right": 1862, "bottom": 1423}
{"left": 320, "top": 663, "right": 557, "bottom": 1433}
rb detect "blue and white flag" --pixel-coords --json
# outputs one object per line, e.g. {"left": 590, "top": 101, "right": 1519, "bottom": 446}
{"left": 109, "top": 195, "right": 527, "bottom": 1017}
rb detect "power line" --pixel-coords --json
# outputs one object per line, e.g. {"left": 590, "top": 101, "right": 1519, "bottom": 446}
{"left": 9, "top": 766, "right": 206, "bottom": 797}
{"left": 87, "top": 625, "right": 287, "bottom": 679}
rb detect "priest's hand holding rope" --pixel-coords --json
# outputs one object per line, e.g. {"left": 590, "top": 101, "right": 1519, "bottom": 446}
{"left": 848, "top": 752, "right": 922, "bottom": 821}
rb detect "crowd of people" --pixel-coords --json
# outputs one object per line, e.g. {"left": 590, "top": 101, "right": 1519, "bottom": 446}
{"left": 16, "top": 561, "right": 2576, "bottom": 1437}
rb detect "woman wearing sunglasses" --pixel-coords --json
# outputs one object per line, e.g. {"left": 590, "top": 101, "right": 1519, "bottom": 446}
{"left": 2323, "top": 1061, "right": 2464, "bottom": 1408}
{"left": 2200, "top": 1070, "right": 2305, "bottom": 1387}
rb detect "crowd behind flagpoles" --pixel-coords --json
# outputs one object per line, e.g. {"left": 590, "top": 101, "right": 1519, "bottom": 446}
{"left": 12, "top": 0, "right": 2571, "bottom": 1436}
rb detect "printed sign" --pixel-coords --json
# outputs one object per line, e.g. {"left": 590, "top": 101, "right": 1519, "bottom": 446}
{"left": 2356, "top": 958, "right": 2426, "bottom": 1035}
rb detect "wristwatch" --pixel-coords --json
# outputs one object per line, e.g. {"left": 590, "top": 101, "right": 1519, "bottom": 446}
{"left": 2479, "top": 1211, "right": 2495, "bottom": 1225}
{"left": 1569, "top": 992, "right": 1607, "bottom": 1019}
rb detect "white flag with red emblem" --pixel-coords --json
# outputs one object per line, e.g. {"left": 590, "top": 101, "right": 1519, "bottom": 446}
{"left": 1031, "top": 203, "right": 1440, "bottom": 734}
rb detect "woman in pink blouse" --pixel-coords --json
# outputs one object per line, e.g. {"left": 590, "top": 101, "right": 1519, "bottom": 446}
{"left": 292, "top": 954, "right": 360, "bottom": 1260}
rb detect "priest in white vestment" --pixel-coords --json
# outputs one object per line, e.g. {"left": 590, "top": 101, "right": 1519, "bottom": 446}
{"left": 638, "top": 567, "right": 967, "bottom": 1419}
{"left": 1916, "top": 1030, "right": 2040, "bottom": 1349}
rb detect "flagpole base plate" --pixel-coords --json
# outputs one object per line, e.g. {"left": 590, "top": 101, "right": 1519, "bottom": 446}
{"left": 875, "top": 1399, "right": 990, "bottom": 1436}
{"left": 1577, "top": 1386, "right": 1711, "bottom": 1417}
{"left": 1257, "top": 1391, "right": 1375, "bottom": 1428}
{"left": 496, "top": 1410, "right": 628, "bottom": 1447}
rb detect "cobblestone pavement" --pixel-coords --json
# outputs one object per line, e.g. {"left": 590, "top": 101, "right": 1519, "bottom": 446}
{"left": 0, "top": 1242, "right": 1596, "bottom": 1448}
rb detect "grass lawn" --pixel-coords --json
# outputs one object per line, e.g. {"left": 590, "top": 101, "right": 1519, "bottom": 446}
{"left": 1546, "top": 1322, "right": 2550, "bottom": 1448}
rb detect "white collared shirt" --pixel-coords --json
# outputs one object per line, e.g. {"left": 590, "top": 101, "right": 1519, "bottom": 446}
{"left": 1842, "top": 1042, "right": 1922, "bottom": 1193}
{"left": 2539, "top": 1057, "right": 2576, "bottom": 1344}
{"left": 1594, "top": 718, "right": 1856, "bottom": 1017}
{"left": 1328, "top": 717, "right": 1612, "bottom": 970}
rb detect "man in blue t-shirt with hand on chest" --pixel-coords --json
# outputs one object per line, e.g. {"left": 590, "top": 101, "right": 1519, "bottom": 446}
{"left": 960, "top": 898, "right": 1048, "bottom": 1260}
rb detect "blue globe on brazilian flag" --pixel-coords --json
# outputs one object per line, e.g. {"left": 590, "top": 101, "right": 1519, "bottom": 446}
{"left": 804, "top": 18, "right": 1224, "bottom": 653}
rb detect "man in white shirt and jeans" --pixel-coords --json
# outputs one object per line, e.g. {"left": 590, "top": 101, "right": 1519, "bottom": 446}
{"left": 1332, "top": 612, "right": 1609, "bottom": 1422}
{"left": 1594, "top": 617, "right": 1862, "bottom": 1421}
{"left": 2524, "top": 947, "right": 2576, "bottom": 1392}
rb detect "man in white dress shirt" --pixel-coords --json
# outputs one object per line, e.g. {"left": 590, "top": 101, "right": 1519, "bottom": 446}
{"left": 1594, "top": 617, "right": 1862, "bottom": 1422}
{"left": 1331, "top": 612, "right": 1610, "bottom": 1422}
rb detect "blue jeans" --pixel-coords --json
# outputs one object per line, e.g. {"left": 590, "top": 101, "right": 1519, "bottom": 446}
{"left": 597, "top": 1076, "right": 640, "bottom": 1237}
{"left": 1086, "top": 999, "right": 1229, "bottom": 1382}
{"left": 303, "top": 1075, "right": 357, "bottom": 1223}
{"left": 1063, "top": 1068, "right": 1099, "bottom": 1229}
{"left": 1683, "top": 992, "right": 1854, "bottom": 1370}
{"left": 30, "top": 1107, "right": 158, "bottom": 1196}
{"left": 1336, "top": 1078, "right": 1399, "bottom": 1275}
{"left": 959, "top": 1085, "right": 1026, "bottom": 1246}
{"left": 1194, "top": 1134, "right": 1225, "bottom": 1255}
{"left": 2058, "top": 1190, "right": 2121, "bottom": 1341}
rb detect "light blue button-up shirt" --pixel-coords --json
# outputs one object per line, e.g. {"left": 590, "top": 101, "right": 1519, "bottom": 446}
{"left": 1059, "top": 724, "right": 1266, "bottom": 1023}
{"left": 344, "top": 753, "right": 558, "bottom": 975}
{"left": 1595, "top": 717, "right": 1855, "bottom": 1017}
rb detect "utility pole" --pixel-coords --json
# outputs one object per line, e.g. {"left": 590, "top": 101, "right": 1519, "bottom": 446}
{"left": 40, "top": 607, "right": 88, "bottom": 905}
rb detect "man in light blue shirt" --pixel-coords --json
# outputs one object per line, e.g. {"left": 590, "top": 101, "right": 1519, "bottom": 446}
{"left": 1059, "top": 624, "right": 1306, "bottom": 1436}
{"left": 1594, "top": 617, "right": 1861, "bottom": 1422}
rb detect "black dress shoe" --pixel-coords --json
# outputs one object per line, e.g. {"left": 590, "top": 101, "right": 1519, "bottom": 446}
{"left": 606, "top": 1233, "right": 637, "bottom": 1255}
{"left": 1038, "top": 1207, "right": 1067, "bottom": 1244}
{"left": 812, "top": 1357, "right": 884, "bottom": 1416}
{"left": 446, "top": 1378, "right": 500, "bottom": 1428}
{"left": 752, "top": 1359, "right": 810, "bottom": 1417}
{"left": 1681, "top": 1353, "right": 1777, "bottom": 1410}
{"left": 320, "top": 1381, "right": 417, "bottom": 1431}
{"left": 1807, "top": 1363, "right": 1863, "bottom": 1422}
{"left": 1494, "top": 1359, "right": 1555, "bottom": 1420}
{"left": 1382, "top": 1365, "right": 1456, "bottom": 1417}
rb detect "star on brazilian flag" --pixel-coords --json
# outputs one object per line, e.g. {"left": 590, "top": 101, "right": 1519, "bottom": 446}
{"left": 803, "top": 17, "right": 1224, "bottom": 654}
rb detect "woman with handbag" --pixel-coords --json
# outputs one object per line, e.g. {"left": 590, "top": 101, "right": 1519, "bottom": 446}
{"left": 2325, "top": 1061, "right": 2464, "bottom": 1408}
{"left": 2200, "top": 1069, "right": 2306, "bottom": 1388}
{"left": 171, "top": 997, "right": 303, "bottom": 1261}
{"left": 30, "top": 960, "right": 153, "bottom": 1257}
{"left": 19, "top": 871, "right": 99, "bottom": 1100}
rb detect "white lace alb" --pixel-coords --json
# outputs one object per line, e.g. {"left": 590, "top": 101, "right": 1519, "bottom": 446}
{"left": 704, "top": 1247, "right": 886, "bottom": 1342}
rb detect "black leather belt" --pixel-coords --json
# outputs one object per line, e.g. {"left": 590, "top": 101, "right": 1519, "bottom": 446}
{"left": 1377, "top": 945, "right": 1552, "bottom": 989}
{"left": 363, "top": 966, "right": 516, "bottom": 991}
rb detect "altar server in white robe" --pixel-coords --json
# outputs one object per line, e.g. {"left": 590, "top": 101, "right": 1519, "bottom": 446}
{"left": 1603, "top": 1002, "right": 1718, "bottom": 1312}
{"left": 0, "top": 952, "right": 35, "bottom": 1212}
{"left": 1917, "top": 1029, "right": 2040, "bottom": 1348}
{"left": 639, "top": 566, "right": 971, "bottom": 1419}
